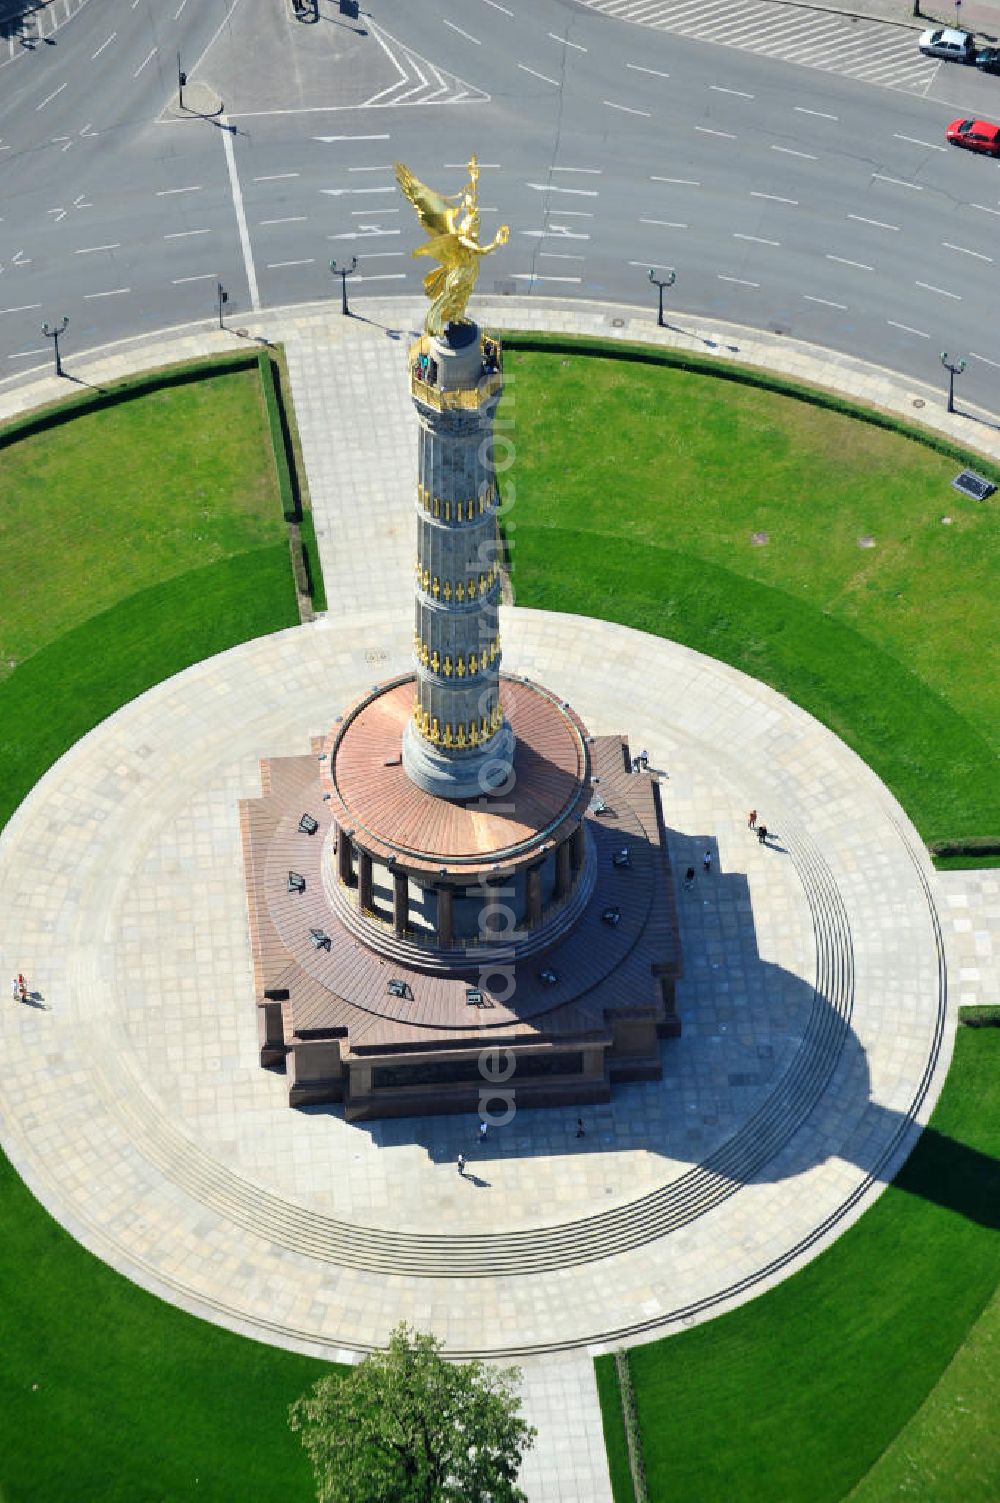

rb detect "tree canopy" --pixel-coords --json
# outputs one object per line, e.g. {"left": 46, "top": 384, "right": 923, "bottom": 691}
{"left": 289, "top": 1323, "right": 536, "bottom": 1503}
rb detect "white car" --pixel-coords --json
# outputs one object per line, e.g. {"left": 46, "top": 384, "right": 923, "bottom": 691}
{"left": 918, "top": 27, "right": 976, "bottom": 62}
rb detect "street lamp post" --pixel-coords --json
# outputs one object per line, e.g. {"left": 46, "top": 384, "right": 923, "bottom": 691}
{"left": 177, "top": 53, "right": 187, "bottom": 110}
{"left": 330, "top": 256, "right": 358, "bottom": 316}
{"left": 41, "top": 316, "right": 69, "bottom": 378}
{"left": 940, "top": 351, "right": 966, "bottom": 414}
{"left": 217, "top": 282, "right": 229, "bottom": 329}
{"left": 648, "top": 266, "right": 676, "bottom": 328}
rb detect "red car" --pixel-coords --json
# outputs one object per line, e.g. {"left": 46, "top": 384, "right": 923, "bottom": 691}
{"left": 946, "top": 117, "right": 1000, "bottom": 155}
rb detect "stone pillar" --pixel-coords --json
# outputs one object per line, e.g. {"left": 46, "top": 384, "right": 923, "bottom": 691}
{"left": 358, "top": 850, "right": 373, "bottom": 912}
{"left": 437, "top": 884, "right": 454, "bottom": 948}
{"left": 526, "top": 866, "right": 542, "bottom": 928}
{"left": 402, "top": 321, "right": 515, "bottom": 798}
{"left": 337, "top": 825, "right": 354, "bottom": 886}
{"left": 571, "top": 824, "right": 586, "bottom": 872}
{"left": 392, "top": 869, "right": 409, "bottom": 938}
{"left": 555, "top": 838, "right": 573, "bottom": 899}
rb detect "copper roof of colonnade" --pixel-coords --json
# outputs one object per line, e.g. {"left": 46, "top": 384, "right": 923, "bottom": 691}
{"left": 322, "top": 675, "right": 593, "bottom": 874}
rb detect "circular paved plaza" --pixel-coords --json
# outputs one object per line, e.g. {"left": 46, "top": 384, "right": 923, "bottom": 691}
{"left": 0, "top": 604, "right": 951, "bottom": 1358}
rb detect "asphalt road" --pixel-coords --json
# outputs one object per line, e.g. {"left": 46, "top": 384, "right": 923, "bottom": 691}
{"left": 2, "top": 0, "right": 999, "bottom": 407}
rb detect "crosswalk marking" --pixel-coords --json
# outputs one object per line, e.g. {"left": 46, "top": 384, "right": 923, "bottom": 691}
{"left": 1, "top": 0, "right": 92, "bottom": 71}
{"left": 579, "top": 0, "right": 939, "bottom": 94}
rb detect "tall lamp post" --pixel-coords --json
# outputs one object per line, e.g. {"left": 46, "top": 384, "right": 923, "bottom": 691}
{"left": 177, "top": 54, "right": 187, "bottom": 110}
{"left": 940, "top": 351, "right": 966, "bottom": 414}
{"left": 330, "top": 256, "right": 358, "bottom": 316}
{"left": 648, "top": 266, "right": 676, "bottom": 328}
{"left": 217, "top": 281, "right": 229, "bottom": 329}
{"left": 41, "top": 316, "right": 69, "bottom": 377}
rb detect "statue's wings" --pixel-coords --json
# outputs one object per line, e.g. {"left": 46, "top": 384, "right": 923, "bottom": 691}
{"left": 394, "top": 163, "right": 456, "bottom": 238}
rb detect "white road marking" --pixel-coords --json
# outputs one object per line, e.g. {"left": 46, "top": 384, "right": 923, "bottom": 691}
{"left": 156, "top": 186, "right": 202, "bottom": 196}
{"left": 641, "top": 218, "right": 688, "bottom": 227}
{"left": 313, "top": 134, "right": 391, "bottom": 142}
{"left": 695, "top": 126, "right": 736, "bottom": 138}
{"left": 518, "top": 64, "right": 560, "bottom": 85}
{"left": 549, "top": 32, "right": 587, "bottom": 51}
{"left": 887, "top": 320, "right": 929, "bottom": 337}
{"left": 443, "top": 18, "right": 481, "bottom": 44}
{"left": 942, "top": 242, "right": 992, "bottom": 262}
{"left": 266, "top": 259, "right": 315, "bottom": 269}
{"left": 826, "top": 254, "right": 873, "bottom": 270}
{"left": 254, "top": 173, "right": 300, "bottom": 182}
{"left": 751, "top": 192, "right": 797, "bottom": 204}
{"left": 52, "top": 135, "right": 73, "bottom": 152}
{"left": 969, "top": 350, "right": 1000, "bottom": 370}
{"left": 84, "top": 287, "right": 130, "bottom": 298}
{"left": 525, "top": 182, "right": 599, "bottom": 196}
{"left": 0, "top": 303, "right": 42, "bottom": 314}
{"left": 328, "top": 229, "right": 401, "bottom": 239}
{"left": 553, "top": 210, "right": 594, "bottom": 217}
{"left": 520, "top": 227, "right": 591, "bottom": 239}
{"left": 771, "top": 146, "right": 816, "bottom": 159}
{"left": 172, "top": 274, "right": 216, "bottom": 283}
{"left": 91, "top": 32, "right": 115, "bottom": 60}
{"left": 718, "top": 275, "right": 759, "bottom": 287}
{"left": 626, "top": 63, "right": 670, "bottom": 78}
{"left": 7, "top": 349, "right": 48, "bottom": 360}
{"left": 349, "top": 164, "right": 394, "bottom": 172}
{"left": 164, "top": 228, "right": 211, "bottom": 238}
{"left": 510, "top": 273, "right": 582, "bottom": 283}
{"left": 539, "top": 251, "right": 585, "bottom": 259}
{"left": 711, "top": 84, "right": 753, "bottom": 97}
{"left": 652, "top": 176, "right": 700, "bottom": 185}
{"left": 354, "top": 273, "right": 408, "bottom": 282}
{"left": 894, "top": 132, "right": 945, "bottom": 151}
{"left": 260, "top": 216, "right": 308, "bottom": 226}
{"left": 173, "top": 0, "right": 188, "bottom": 15}
{"left": 604, "top": 99, "right": 652, "bottom": 116}
{"left": 358, "top": 252, "right": 405, "bottom": 259}
{"left": 480, "top": 0, "right": 513, "bottom": 13}
{"left": 872, "top": 174, "right": 922, "bottom": 189}
{"left": 848, "top": 213, "right": 899, "bottom": 230}
{"left": 134, "top": 47, "right": 157, "bottom": 78}
{"left": 734, "top": 233, "right": 780, "bottom": 245}
{"left": 36, "top": 83, "right": 67, "bottom": 111}
{"left": 552, "top": 166, "right": 602, "bottom": 174}
{"left": 320, "top": 186, "right": 395, "bottom": 196}
{"left": 351, "top": 207, "right": 399, "bottom": 216}
{"left": 803, "top": 294, "right": 847, "bottom": 308}
{"left": 795, "top": 107, "right": 838, "bottom": 119}
{"left": 74, "top": 243, "right": 120, "bottom": 254}
{"left": 221, "top": 110, "right": 260, "bottom": 312}
{"left": 914, "top": 280, "right": 960, "bottom": 299}
{"left": 628, "top": 261, "right": 675, "bottom": 270}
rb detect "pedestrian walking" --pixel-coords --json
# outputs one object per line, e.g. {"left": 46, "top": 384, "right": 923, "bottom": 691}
{"left": 576, "top": 1117, "right": 586, "bottom": 1138}
{"left": 702, "top": 851, "right": 712, "bottom": 873}
{"left": 640, "top": 748, "right": 649, "bottom": 770}
{"left": 478, "top": 1120, "right": 488, "bottom": 1143}
{"left": 457, "top": 1153, "right": 466, "bottom": 1175}
{"left": 757, "top": 824, "right": 768, "bottom": 845}
{"left": 10, "top": 976, "right": 19, "bottom": 1002}
{"left": 748, "top": 809, "right": 757, "bottom": 830}
{"left": 17, "top": 973, "right": 27, "bottom": 1003}
{"left": 683, "top": 866, "right": 695, "bottom": 890}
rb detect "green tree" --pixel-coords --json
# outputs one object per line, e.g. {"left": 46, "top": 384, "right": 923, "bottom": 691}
{"left": 289, "top": 1323, "right": 536, "bottom": 1503}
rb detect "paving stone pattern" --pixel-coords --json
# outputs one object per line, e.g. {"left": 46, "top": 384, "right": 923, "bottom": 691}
{"left": 1, "top": 298, "right": 996, "bottom": 1502}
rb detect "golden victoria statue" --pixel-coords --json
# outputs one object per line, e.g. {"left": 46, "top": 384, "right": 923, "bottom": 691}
{"left": 394, "top": 154, "right": 509, "bottom": 335}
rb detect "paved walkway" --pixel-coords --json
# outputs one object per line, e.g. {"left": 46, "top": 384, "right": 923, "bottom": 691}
{"left": 1, "top": 298, "right": 997, "bottom": 1503}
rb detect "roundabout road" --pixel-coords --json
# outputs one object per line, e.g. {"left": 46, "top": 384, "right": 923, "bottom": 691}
{"left": 2, "top": 0, "right": 1000, "bottom": 408}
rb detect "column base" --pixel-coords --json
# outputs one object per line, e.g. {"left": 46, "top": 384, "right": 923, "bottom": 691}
{"left": 402, "top": 717, "right": 515, "bottom": 800}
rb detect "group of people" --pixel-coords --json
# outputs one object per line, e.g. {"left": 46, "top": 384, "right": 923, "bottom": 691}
{"left": 682, "top": 813, "right": 774, "bottom": 891}
{"left": 630, "top": 748, "right": 650, "bottom": 773}
{"left": 9, "top": 973, "right": 28, "bottom": 1003}
{"left": 414, "top": 352, "right": 439, "bottom": 385}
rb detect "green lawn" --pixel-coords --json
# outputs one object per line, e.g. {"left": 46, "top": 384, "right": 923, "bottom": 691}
{"left": 502, "top": 348, "right": 1000, "bottom": 846}
{"left": 0, "top": 367, "right": 332, "bottom": 1502}
{"left": 595, "top": 1028, "right": 1000, "bottom": 1503}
